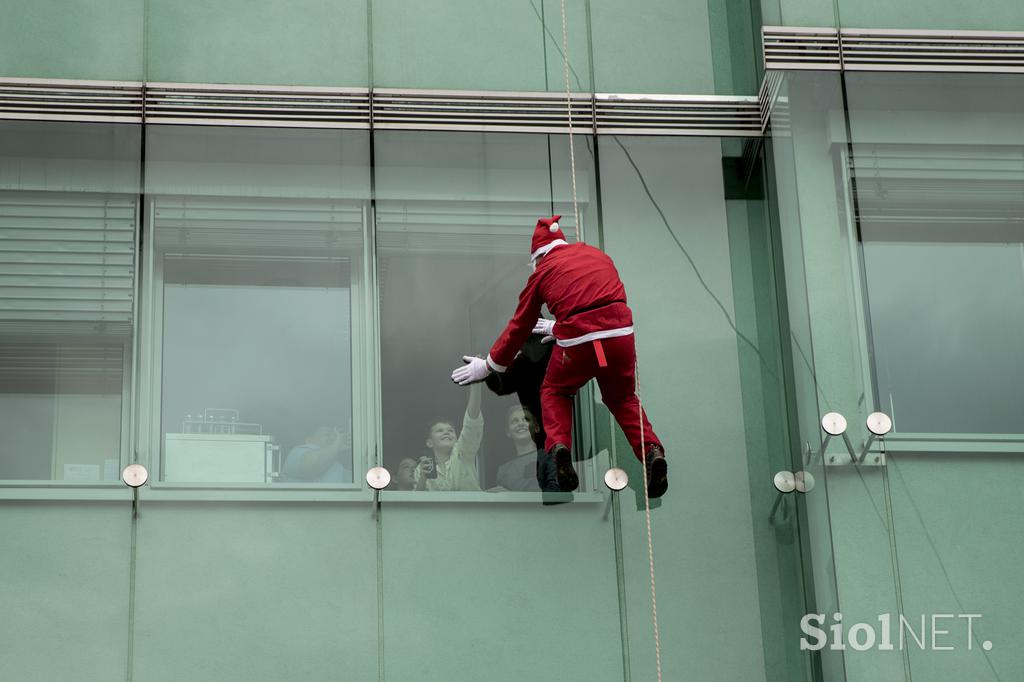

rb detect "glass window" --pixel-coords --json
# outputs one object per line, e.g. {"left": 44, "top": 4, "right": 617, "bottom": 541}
{"left": 0, "top": 120, "right": 141, "bottom": 482}
{"left": 142, "top": 125, "right": 371, "bottom": 484}
{"left": 373, "top": 130, "right": 600, "bottom": 493}
{"left": 845, "top": 73, "right": 1024, "bottom": 435}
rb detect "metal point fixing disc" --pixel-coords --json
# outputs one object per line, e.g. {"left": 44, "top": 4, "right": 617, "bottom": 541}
{"left": 773, "top": 470, "right": 796, "bottom": 494}
{"left": 365, "top": 467, "right": 391, "bottom": 490}
{"left": 795, "top": 470, "right": 815, "bottom": 493}
{"left": 121, "top": 464, "right": 149, "bottom": 488}
{"left": 821, "top": 412, "right": 848, "bottom": 436}
{"left": 866, "top": 412, "right": 893, "bottom": 436}
{"left": 604, "top": 468, "right": 629, "bottom": 491}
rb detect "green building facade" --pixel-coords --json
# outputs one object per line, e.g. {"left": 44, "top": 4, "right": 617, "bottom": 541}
{"left": 1, "top": 2, "right": 1022, "bottom": 680}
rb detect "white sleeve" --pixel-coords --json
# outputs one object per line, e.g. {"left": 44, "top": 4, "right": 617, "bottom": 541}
{"left": 456, "top": 410, "right": 484, "bottom": 462}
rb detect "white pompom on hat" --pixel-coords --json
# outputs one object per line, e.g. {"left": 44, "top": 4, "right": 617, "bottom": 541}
{"left": 530, "top": 215, "right": 569, "bottom": 261}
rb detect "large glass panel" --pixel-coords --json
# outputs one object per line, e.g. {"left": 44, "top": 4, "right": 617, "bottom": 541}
{"left": 765, "top": 74, "right": 851, "bottom": 682}
{"left": 146, "top": 0, "right": 367, "bottom": 86}
{"left": 0, "top": 0, "right": 143, "bottom": 80}
{"left": 591, "top": 1, "right": 716, "bottom": 94}
{"left": 835, "top": 0, "right": 1024, "bottom": 32}
{"left": 759, "top": 0, "right": 836, "bottom": 27}
{"left": 0, "top": 120, "right": 141, "bottom": 482}
{"left": 141, "top": 125, "right": 370, "bottom": 487}
{"left": 845, "top": 73, "right": 1024, "bottom": 438}
{"left": 375, "top": 130, "right": 624, "bottom": 680}
{"left": 0, "top": 501, "right": 133, "bottom": 679}
{"left": 374, "top": 130, "right": 603, "bottom": 495}
{"left": 598, "top": 134, "right": 819, "bottom": 681}
{"left": 130, "top": 502, "right": 379, "bottom": 682}
{"left": 591, "top": 0, "right": 757, "bottom": 95}
{"left": 0, "top": 120, "right": 138, "bottom": 680}
{"left": 371, "top": 0, "right": 590, "bottom": 92}
{"left": 844, "top": 71, "right": 1024, "bottom": 682}
{"left": 130, "top": 125, "right": 378, "bottom": 681}
{"left": 766, "top": 70, "right": 910, "bottom": 681}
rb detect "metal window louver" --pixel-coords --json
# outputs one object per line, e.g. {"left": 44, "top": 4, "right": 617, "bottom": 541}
{"left": 145, "top": 82, "right": 371, "bottom": 128}
{"left": 763, "top": 27, "right": 842, "bottom": 70}
{"left": 1, "top": 79, "right": 765, "bottom": 135}
{"left": 372, "top": 88, "right": 594, "bottom": 134}
{"left": 764, "top": 27, "right": 1024, "bottom": 74}
{"left": 594, "top": 93, "right": 760, "bottom": 136}
{"left": 757, "top": 70, "right": 784, "bottom": 133}
{"left": 0, "top": 78, "right": 143, "bottom": 123}
{"left": 840, "top": 29, "right": 1024, "bottom": 72}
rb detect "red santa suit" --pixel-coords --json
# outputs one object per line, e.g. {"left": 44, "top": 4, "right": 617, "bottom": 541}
{"left": 486, "top": 216, "right": 662, "bottom": 461}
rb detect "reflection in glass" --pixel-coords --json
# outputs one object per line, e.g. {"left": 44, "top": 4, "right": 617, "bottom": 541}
{"left": 845, "top": 73, "right": 1024, "bottom": 435}
{"left": 495, "top": 403, "right": 557, "bottom": 492}
{"left": 144, "top": 125, "right": 370, "bottom": 484}
{"left": 0, "top": 120, "right": 140, "bottom": 481}
{"left": 601, "top": 133, "right": 820, "bottom": 680}
{"left": 374, "top": 130, "right": 598, "bottom": 492}
{"left": 842, "top": 72, "right": 1024, "bottom": 682}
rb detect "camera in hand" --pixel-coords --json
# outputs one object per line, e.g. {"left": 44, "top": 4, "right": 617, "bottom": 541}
{"left": 420, "top": 454, "right": 438, "bottom": 479}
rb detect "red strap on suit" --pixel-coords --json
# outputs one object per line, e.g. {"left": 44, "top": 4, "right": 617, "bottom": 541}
{"left": 593, "top": 339, "right": 608, "bottom": 367}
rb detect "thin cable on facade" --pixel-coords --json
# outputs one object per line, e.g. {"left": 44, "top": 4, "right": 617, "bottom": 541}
{"left": 558, "top": 3, "right": 661, "bottom": 681}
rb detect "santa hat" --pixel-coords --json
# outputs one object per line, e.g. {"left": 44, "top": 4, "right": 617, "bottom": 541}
{"left": 530, "top": 215, "right": 568, "bottom": 261}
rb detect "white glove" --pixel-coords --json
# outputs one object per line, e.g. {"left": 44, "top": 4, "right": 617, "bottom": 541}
{"left": 532, "top": 318, "right": 555, "bottom": 343}
{"left": 451, "top": 355, "right": 490, "bottom": 386}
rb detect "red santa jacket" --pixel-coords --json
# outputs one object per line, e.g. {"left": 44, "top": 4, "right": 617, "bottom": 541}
{"left": 487, "top": 242, "right": 633, "bottom": 371}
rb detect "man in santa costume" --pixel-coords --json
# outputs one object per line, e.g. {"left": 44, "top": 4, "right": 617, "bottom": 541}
{"left": 451, "top": 215, "right": 668, "bottom": 498}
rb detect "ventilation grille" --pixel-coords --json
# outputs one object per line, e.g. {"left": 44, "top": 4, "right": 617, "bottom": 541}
{"left": 764, "top": 27, "right": 1024, "bottom": 73}
{"left": 763, "top": 27, "right": 842, "bottom": 70}
{"left": 0, "top": 78, "right": 143, "bottom": 123}
{"left": 841, "top": 29, "right": 1024, "bottom": 72}
{"left": 145, "top": 83, "right": 370, "bottom": 128}
{"left": 595, "top": 94, "right": 760, "bottom": 136}
{"left": 373, "top": 89, "right": 594, "bottom": 133}
{"left": 1, "top": 79, "right": 763, "bottom": 135}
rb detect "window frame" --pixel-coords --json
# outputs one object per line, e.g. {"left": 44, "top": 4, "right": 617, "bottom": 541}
{"left": 136, "top": 196, "right": 377, "bottom": 495}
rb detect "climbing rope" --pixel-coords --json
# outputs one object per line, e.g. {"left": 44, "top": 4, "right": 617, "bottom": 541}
{"left": 636, "top": 368, "right": 663, "bottom": 682}
{"left": 558, "top": 0, "right": 581, "bottom": 242}
{"left": 557, "top": 2, "right": 662, "bottom": 680}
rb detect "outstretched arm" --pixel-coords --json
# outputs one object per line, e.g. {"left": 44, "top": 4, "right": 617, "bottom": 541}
{"left": 466, "top": 381, "right": 481, "bottom": 419}
{"left": 487, "top": 271, "right": 545, "bottom": 371}
{"left": 451, "top": 271, "right": 546, "bottom": 386}
{"left": 456, "top": 383, "right": 484, "bottom": 461}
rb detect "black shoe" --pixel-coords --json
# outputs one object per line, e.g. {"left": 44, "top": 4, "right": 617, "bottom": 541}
{"left": 536, "top": 451, "right": 561, "bottom": 493}
{"left": 645, "top": 447, "right": 668, "bottom": 499}
{"left": 551, "top": 444, "right": 579, "bottom": 492}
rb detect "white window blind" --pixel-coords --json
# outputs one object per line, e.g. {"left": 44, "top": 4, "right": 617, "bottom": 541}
{"left": 0, "top": 191, "right": 136, "bottom": 338}
{"left": 152, "top": 196, "right": 363, "bottom": 252}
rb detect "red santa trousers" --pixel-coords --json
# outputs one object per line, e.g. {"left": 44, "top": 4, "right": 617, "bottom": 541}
{"left": 540, "top": 334, "right": 662, "bottom": 460}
